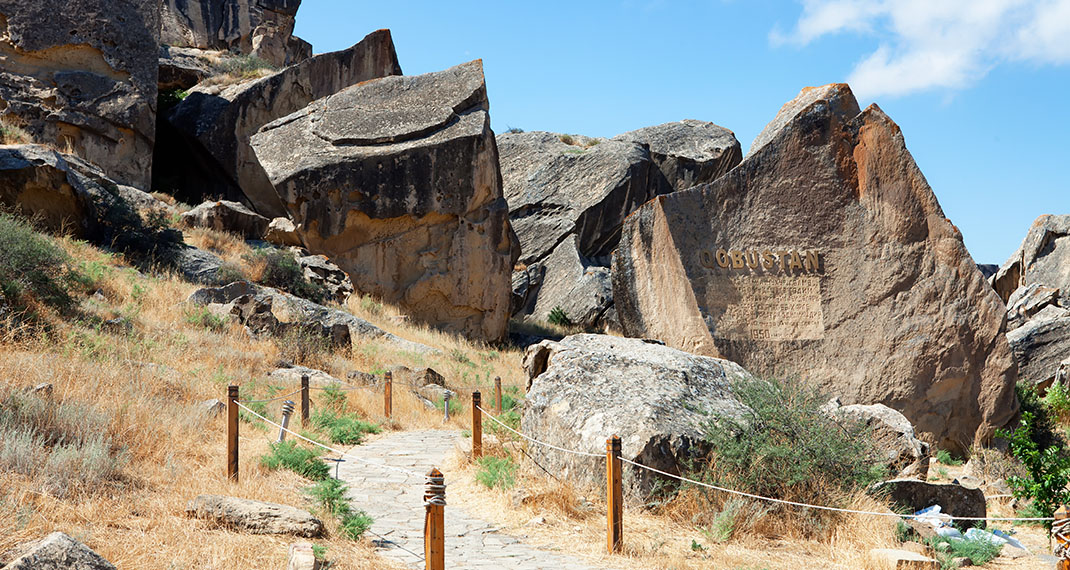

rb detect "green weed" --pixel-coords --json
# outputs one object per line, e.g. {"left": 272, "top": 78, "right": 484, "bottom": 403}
{"left": 475, "top": 456, "right": 517, "bottom": 490}
{"left": 260, "top": 441, "right": 328, "bottom": 480}
{"left": 309, "top": 408, "right": 380, "bottom": 445}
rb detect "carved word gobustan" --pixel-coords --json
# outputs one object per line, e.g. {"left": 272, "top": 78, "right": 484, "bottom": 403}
{"left": 698, "top": 248, "right": 821, "bottom": 273}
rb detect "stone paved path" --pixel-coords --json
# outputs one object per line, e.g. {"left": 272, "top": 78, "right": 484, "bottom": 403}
{"left": 338, "top": 429, "right": 610, "bottom": 570}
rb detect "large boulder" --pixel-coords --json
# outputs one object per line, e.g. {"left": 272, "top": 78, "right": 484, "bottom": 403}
{"left": 521, "top": 334, "right": 750, "bottom": 496}
{"left": 187, "top": 280, "right": 435, "bottom": 354}
{"left": 0, "top": 0, "right": 160, "bottom": 189}
{"left": 0, "top": 531, "right": 116, "bottom": 570}
{"left": 181, "top": 199, "right": 270, "bottom": 238}
{"left": 500, "top": 123, "right": 741, "bottom": 327}
{"left": 611, "top": 84, "right": 1018, "bottom": 452}
{"left": 251, "top": 60, "right": 519, "bottom": 342}
{"left": 1006, "top": 282, "right": 1061, "bottom": 331}
{"left": 160, "top": 0, "right": 310, "bottom": 67}
{"left": 826, "top": 400, "right": 930, "bottom": 479}
{"left": 1007, "top": 313, "right": 1070, "bottom": 390}
{"left": 185, "top": 494, "right": 324, "bottom": 537}
{"left": 992, "top": 215, "right": 1070, "bottom": 306}
{"left": 169, "top": 29, "right": 402, "bottom": 217}
{"left": 868, "top": 480, "right": 986, "bottom": 530}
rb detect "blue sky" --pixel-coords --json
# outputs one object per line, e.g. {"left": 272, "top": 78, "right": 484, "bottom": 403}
{"left": 295, "top": 1, "right": 1070, "bottom": 265}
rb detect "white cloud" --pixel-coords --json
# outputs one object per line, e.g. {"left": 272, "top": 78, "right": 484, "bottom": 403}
{"left": 778, "top": 0, "right": 1070, "bottom": 99}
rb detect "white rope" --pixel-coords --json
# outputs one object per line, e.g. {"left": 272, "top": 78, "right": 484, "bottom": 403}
{"left": 474, "top": 405, "right": 1053, "bottom": 522}
{"left": 234, "top": 401, "right": 424, "bottom": 478}
{"left": 475, "top": 405, "right": 602, "bottom": 458}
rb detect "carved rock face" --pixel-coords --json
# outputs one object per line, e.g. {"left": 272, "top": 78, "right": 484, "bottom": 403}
{"left": 0, "top": 0, "right": 160, "bottom": 189}
{"left": 160, "top": 0, "right": 310, "bottom": 67}
{"left": 612, "top": 84, "right": 1018, "bottom": 452}
{"left": 251, "top": 60, "right": 519, "bottom": 342}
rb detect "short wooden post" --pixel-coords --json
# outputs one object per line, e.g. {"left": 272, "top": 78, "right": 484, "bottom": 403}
{"left": 424, "top": 467, "right": 446, "bottom": 570}
{"left": 1056, "top": 505, "right": 1070, "bottom": 569}
{"left": 606, "top": 435, "right": 623, "bottom": 553}
{"left": 494, "top": 376, "right": 502, "bottom": 413}
{"left": 384, "top": 370, "right": 393, "bottom": 419}
{"left": 300, "top": 374, "right": 310, "bottom": 428}
{"left": 227, "top": 385, "right": 239, "bottom": 482}
{"left": 472, "top": 391, "right": 482, "bottom": 460}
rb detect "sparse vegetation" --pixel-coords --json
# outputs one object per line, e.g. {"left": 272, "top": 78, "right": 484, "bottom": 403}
{"left": 924, "top": 535, "right": 1002, "bottom": 569}
{"left": 305, "top": 477, "right": 375, "bottom": 540}
{"left": 244, "top": 248, "right": 326, "bottom": 303}
{"left": 547, "top": 306, "right": 572, "bottom": 327}
{"left": 0, "top": 213, "right": 86, "bottom": 318}
{"left": 475, "top": 456, "right": 517, "bottom": 489}
{"left": 0, "top": 115, "right": 32, "bottom": 145}
{"left": 184, "top": 305, "right": 227, "bottom": 332}
{"left": 935, "top": 449, "right": 963, "bottom": 466}
{"left": 260, "top": 440, "right": 329, "bottom": 480}
{"left": 310, "top": 408, "right": 381, "bottom": 445}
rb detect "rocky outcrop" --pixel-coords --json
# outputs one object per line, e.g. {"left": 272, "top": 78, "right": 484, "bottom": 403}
{"left": 0, "top": 532, "right": 116, "bottom": 570}
{"left": 826, "top": 400, "right": 930, "bottom": 479}
{"left": 0, "top": 0, "right": 160, "bottom": 189}
{"left": 187, "top": 281, "right": 435, "bottom": 354}
{"left": 172, "top": 246, "right": 226, "bottom": 284}
{"left": 1007, "top": 313, "right": 1070, "bottom": 390}
{"left": 252, "top": 60, "right": 518, "bottom": 342}
{"left": 522, "top": 334, "right": 750, "bottom": 496}
{"left": 612, "top": 84, "right": 1018, "bottom": 452}
{"left": 266, "top": 217, "right": 302, "bottom": 246}
{"left": 500, "top": 122, "right": 740, "bottom": 328}
{"left": 868, "top": 480, "right": 986, "bottom": 530}
{"left": 181, "top": 200, "right": 270, "bottom": 238}
{"left": 169, "top": 29, "right": 402, "bottom": 218}
{"left": 185, "top": 494, "right": 323, "bottom": 537}
{"left": 160, "top": 0, "right": 310, "bottom": 67}
{"left": 1006, "top": 282, "right": 1061, "bottom": 330}
{"left": 291, "top": 248, "right": 354, "bottom": 304}
{"left": 993, "top": 215, "right": 1070, "bottom": 306}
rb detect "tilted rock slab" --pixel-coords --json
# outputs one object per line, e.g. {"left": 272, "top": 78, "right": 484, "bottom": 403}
{"left": 0, "top": 0, "right": 160, "bottom": 189}
{"left": 186, "top": 494, "right": 324, "bottom": 537}
{"left": 252, "top": 60, "right": 519, "bottom": 342}
{"left": 992, "top": 214, "right": 1070, "bottom": 306}
{"left": 612, "top": 84, "right": 1018, "bottom": 451}
{"left": 0, "top": 531, "right": 116, "bottom": 570}
{"left": 169, "top": 29, "right": 402, "bottom": 218}
{"left": 521, "top": 334, "right": 750, "bottom": 496}
{"left": 160, "top": 0, "right": 310, "bottom": 67}
{"left": 500, "top": 123, "right": 740, "bottom": 327}
{"left": 1008, "top": 312, "right": 1070, "bottom": 389}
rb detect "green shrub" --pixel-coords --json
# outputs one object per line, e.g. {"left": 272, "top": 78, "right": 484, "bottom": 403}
{"left": 305, "top": 477, "right": 374, "bottom": 540}
{"left": 310, "top": 408, "right": 380, "bottom": 445}
{"left": 547, "top": 306, "right": 572, "bottom": 327}
{"left": 484, "top": 409, "right": 520, "bottom": 435}
{"left": 698, "top": 376, "right": 884, "bottom": 503}
{"left": 0, "top": 213, "right": 83, "bottom": 315}
{"left": 213, "top": 263, "right": 246, "bottom": 286}
{"left": 244, "top": 249, "right": 326, "bottom": 303}
{"left": 1044, "top": 378, "right": 1070, "bottom": 421}
{"left": 924, "top": 535, "right": 1002, "bottom": 568}
{"left": 475, "top": 456, "right": 517, "bottom": 489}
{"left": 260, "top": 441, "right": 329, "bottom": 480}
{"left": 995, "top": 410, "right": 1070, "bottom": 527}
{"left": 935, "top": 449, "right": 963, "bottom": 466}
{"left": 184, "top": 306, "right": 227, "bottom": 332}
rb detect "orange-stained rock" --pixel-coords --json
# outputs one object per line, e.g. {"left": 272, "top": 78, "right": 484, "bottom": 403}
{"left": 612, "top": 84, "right": 1018, "bottom": 451}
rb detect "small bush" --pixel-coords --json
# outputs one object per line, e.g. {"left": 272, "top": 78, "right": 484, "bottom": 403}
{"left": 275, "top": 327, "right": 333, "bottom": 367}
{"left": 1044, "top": 378, "right": 1070, "bottom": 422}
{"left": 935, "top": 449, "right": 963, "bottom": 466}
{"left": 244, "top": 248, "right": 326, "bottom": 303}
{"left": 475, "top": 456, "right": 517, "bottom": 489}
{"left": 547, "top": 306, "right": 572, "bottom": 327}
{"left": 0, "top": 213, "right": 83, "bottom": 315}
{"left": 505, "top": 127, "right": 524, "bottom": 134}
{"left": 0, "top": 115, "right": 31, "bottom": 144}
{"left": 698, "top": 376, "right": 884, "bottom": 504}
{"left": 310, "top": 408, "right": 380, "bottom": 445}
{"left": 339, "top": 510, "right": 374, "bottom": 540}
{"left": 925, "top": 535, "right": 1001, "bottom": 568}
{"left": 220, "top": 54, "right": 277, "bottom": 78}
{"left": 558, "top": 134, "right": 575, "bottom": 146}
{"left": 485, "top": 409, "right": 520, "bottom": 435}
{"left": 305, "top": 477, "right": 374, "bottom": 540}
{"left": 260, "top": 441, "right": 329, "bottom": 480}
{"left": 213, "top": 263, "right": 247, "bottom": 286}
{"left": 995, "top": 410, "right": 1070, "bottom": 527}
{"left": 184, "top": 306, "right": 227, "bottom": 332}
{"left": 359, "top": 295, "right": 383, "bottom": 316}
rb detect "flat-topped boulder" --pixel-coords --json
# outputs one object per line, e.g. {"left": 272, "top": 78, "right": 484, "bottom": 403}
{"left": 522, "top": 334, "right": 750, "bottom": 496}
{"left": 181, "top": 200, "right": 270, "bottom": 239}
{"left": 0, "top": 532, "right": 116, "bottom": 569}
{"left": 613, "top": 119, "right": 742, "bottom": 194}
{"left": 185, "top": 494, "right": 323, "bottom": 537}
{"left": 168, "top": 29, "right": 402, "bottom": 217}
{"left": 612, "top": 84, "right": 1018, "bottom": 451}
{"left": 252, "top": 60, "right": 518, "bottom": 342}
{"left": 0, "top": 0, "right": 160, "bottom": 189}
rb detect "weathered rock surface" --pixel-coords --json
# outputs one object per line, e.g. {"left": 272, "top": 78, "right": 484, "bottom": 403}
{"left": 1007, "top": 314, "right": 1070, "bottom": 389}
{"left": 868, "top": 548, "right": 939, "bottom": 570}
{"left": 187, "top": 281, "right": 435, "bottom": 354}
{"left": 169, "top": 29, "right": 402, "bottom": 218}
{"left": 521, "top": 334, "right": 750, "bottom": 496}
{"left": 0, "top": 531, "right": 116, "bottom": 570}
{"left": 291, "top": 248, "right": 354, "bottom": 303}
{"left": 286, "top": 542, "right": 319, "bottom": 570}
{"left": 826, "top": 400, "right": 930, "bottom": 479}
{"left": 869, "top": 480, "right": 986, "bottom": 530}
{"left": 1006, "top": 282, "right": 1061, "bottom": 330}
{"left": 501, "top": 122, "right": 740, "bottom": 327}
{"left": 252, "top": 60, "right": 518, "bottom": 341}
{"left": 993, "top": 215, "right": 1070, "bottom": 306}
{"left": 267, "top": 365, "right": 341, "bottom": 386}
{"left": 0, "top": 0, "right": 160, "bottom": 189}
{"left": 172, "top": 246, "right": 226, "bottom": 284}
{"left": 158, "top": 45, "right": 215, "bottom": 91}
{"left": 181, "top": 200, "right": 270, "bottom": 238}
{"left": 160, "top": 0, "right": 310, "bottom": 67}
{"left": 266, "top": 217, "right": 302, "bottom": 246}
{"left": 612, "top": 84, "right": 1018, "bottom": 451}
{"left": 186, "top": 494, "right": 323, "bottom": 537}
{"left": 977, "top": 264, "right": 999, "bottom": 279}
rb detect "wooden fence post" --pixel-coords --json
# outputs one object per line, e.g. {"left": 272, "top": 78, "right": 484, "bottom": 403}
{"left": 300, "top": 374, "right": 310, "bottom": 428}
{"left": 472, "top": 391, "right": 482, "bottom": 460}
{"left": 606, "top": 435, "right": 623, "bottom": 553}
{"left": 494, "top": 376, "right": 502, "bottom": 413}
{"left": 227, "top": 385, "right": 239, "bottom": 482}
{"left": 1056, "top": 505, "right": 1070, "bottom": 570}
{"left": 424, "top": 467, "right": 446, "bottom": 570}
{"left": 384, "top": 370, "right": 393, "bottom": 419}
